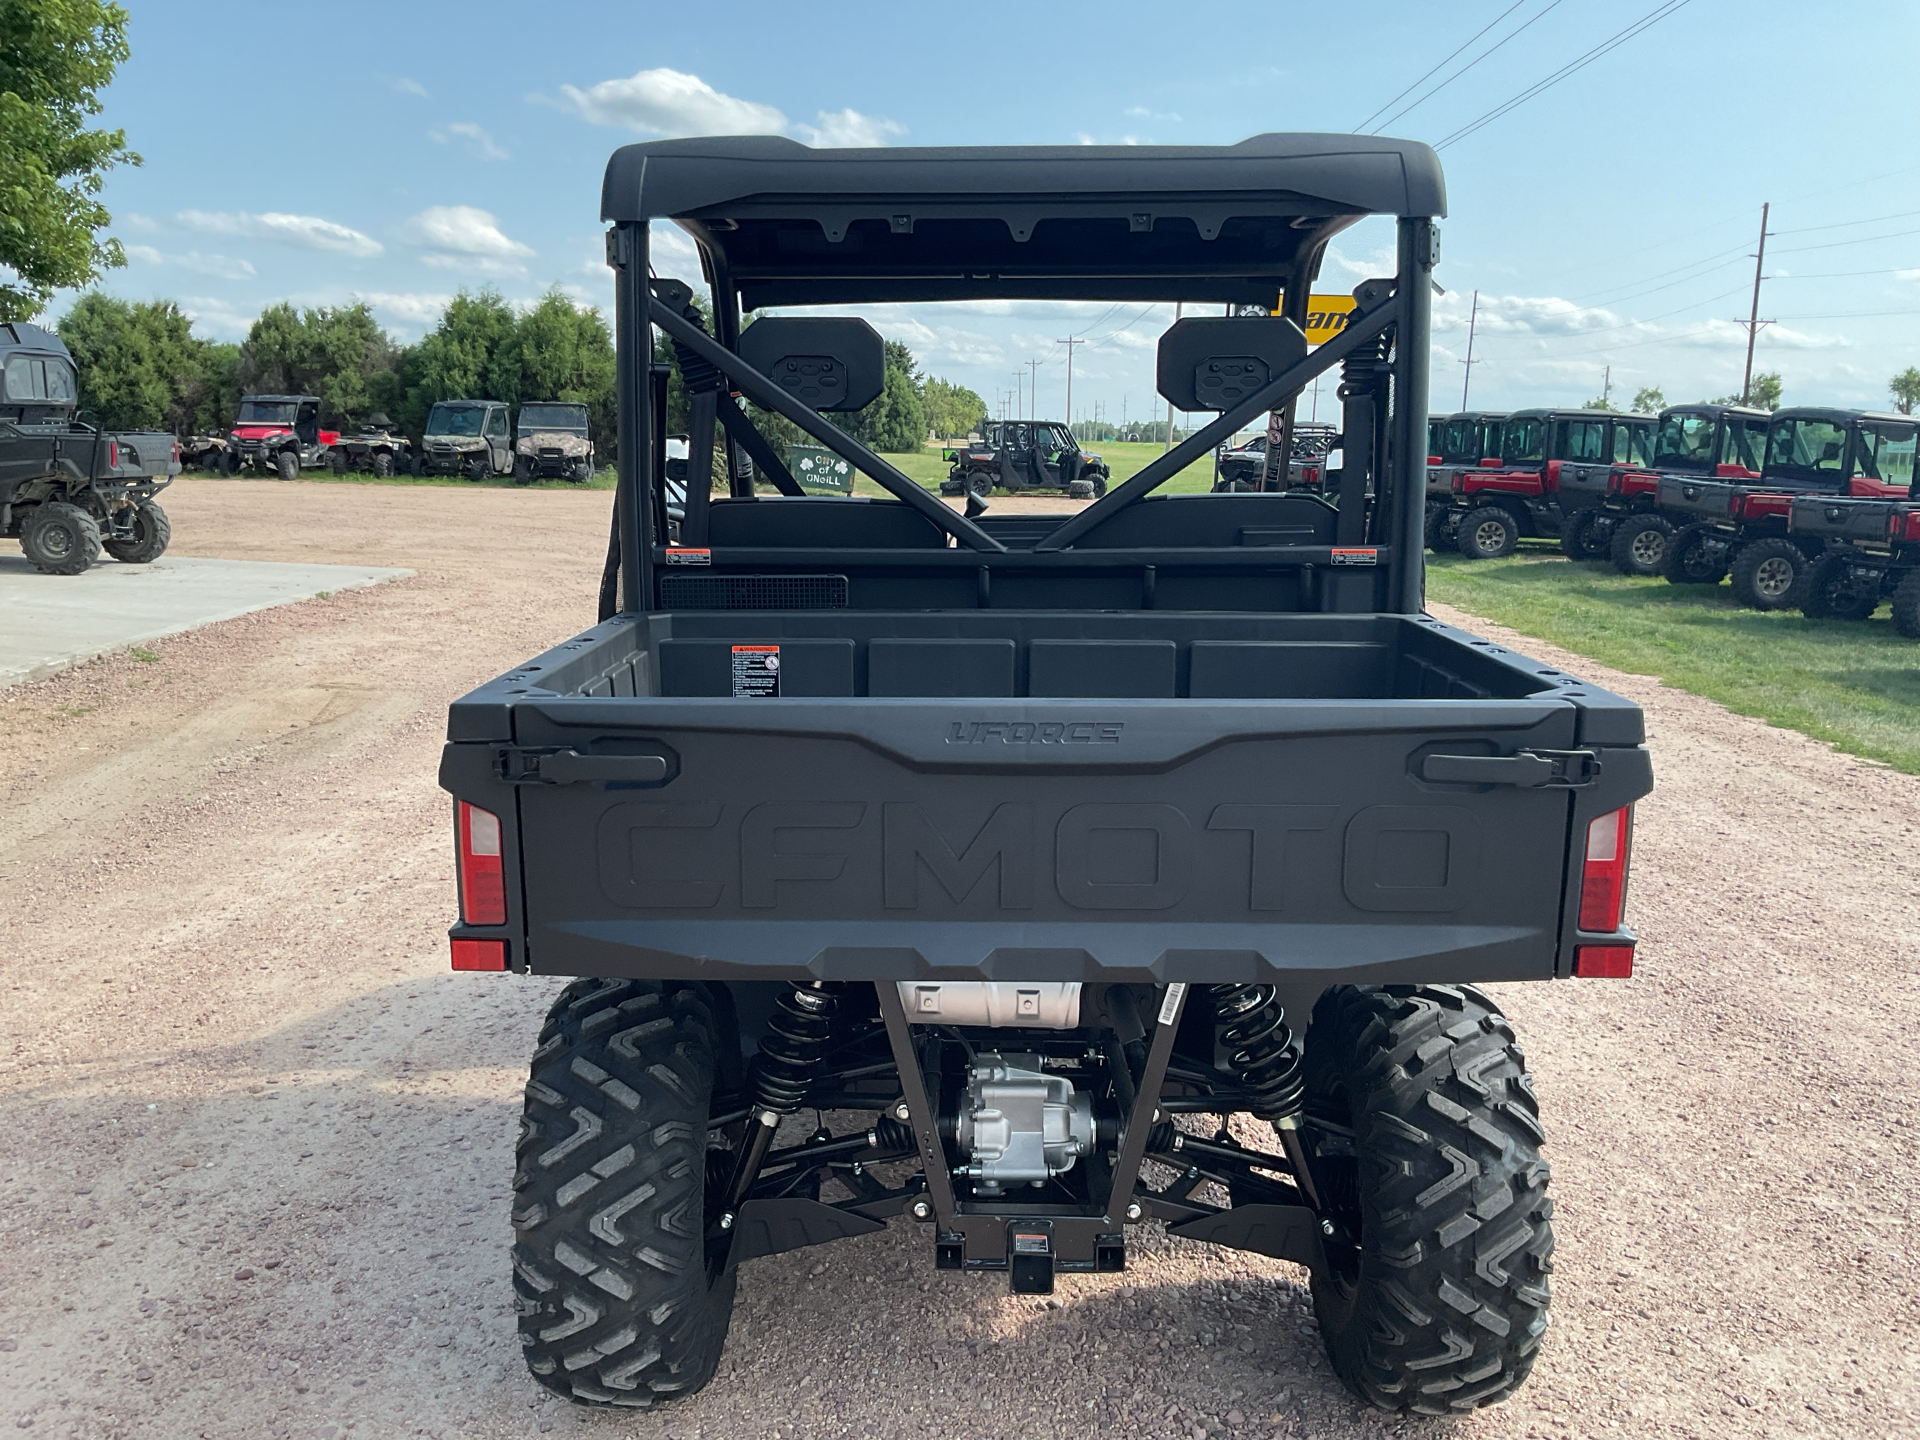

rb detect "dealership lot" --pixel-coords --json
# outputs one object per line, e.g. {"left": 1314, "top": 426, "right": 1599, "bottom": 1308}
{"left": 0, "top": 479, "right": 1914, "bottom": 1440}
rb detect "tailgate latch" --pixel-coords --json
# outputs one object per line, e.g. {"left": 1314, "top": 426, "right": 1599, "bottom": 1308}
{"left": 1421, "top": 748, "right": 1600, "bottom": 788}
{"left": 495, "top": 747, "right": 670, "bottom": 785}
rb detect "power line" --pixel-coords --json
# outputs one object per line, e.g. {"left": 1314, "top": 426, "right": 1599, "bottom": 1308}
{"left": 1771, "top": 226, "right": 1920, "bottom": 254}
{"left": 1769, "top": 308, "right": 1920, "bottom": 321}
{"left": 1371, "top": 0, "right": 1566, "bottom": 135}
{"left": 1435, "top": 0, "right": 1693, "bottom": 150}
{"left": 1772, "top": 208, "right": 1920, "bottom": 236}
{"left": 1353, "top": 0, "right": 1530, "bottom": 133}
{"left": 1770, "top": 266, "right": 1920, "bottom": 280}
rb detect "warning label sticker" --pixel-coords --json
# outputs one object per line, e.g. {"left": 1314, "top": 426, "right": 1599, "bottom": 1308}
{"left": 731, "top": 645, "right": 780, "bottom": 698}
{"left": 665, "top": 547, "right": 711, "bottom": 566}
{"left": 1330, "top": 548, "right": 1379, "bottom": 566}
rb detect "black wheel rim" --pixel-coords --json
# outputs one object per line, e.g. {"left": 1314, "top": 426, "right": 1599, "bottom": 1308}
{"left": 42, "top": 524, "right": 73, "bottom": 559}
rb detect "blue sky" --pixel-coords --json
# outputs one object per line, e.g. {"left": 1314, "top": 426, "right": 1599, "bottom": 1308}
{"left": 72, "top": 0, "right": 1920, "bottom": 422}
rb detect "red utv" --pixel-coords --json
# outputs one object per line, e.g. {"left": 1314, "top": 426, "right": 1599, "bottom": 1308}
{"left": 1556, "top": 404, "right": 1768, "bottom": 575}
{"left": 1439, "top": 408, "right": 1655, "bottom": 560}
{"left": 1784, "top": 417, "right": 1919, "bottom": 629}
{"left": 223, "top": 395, "right": 339, "bottom": 480}
{"left": 1422, "top": 410, "right": 1504, "bottom": 551}
{"left": 1660, "top": 408, "right": 1917, "bottom": 609}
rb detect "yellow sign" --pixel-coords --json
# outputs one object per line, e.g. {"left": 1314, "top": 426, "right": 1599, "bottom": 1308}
{"left": 1280, "top": 294, "right": 1358, "bottom": 347}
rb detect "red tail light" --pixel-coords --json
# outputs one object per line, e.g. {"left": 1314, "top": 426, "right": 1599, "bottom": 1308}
{"left": 451, "top": 939, "right": 506, "bottom": 971}
{"left": 1479, "top": 457, "right": 1502, "bottom": 467}
{"left": 1303, "top": 466, "right": 1319, "bottom": 483}
{"left": 1427, "top": 454, "right": 1442, "bottom": 465}
{"left": 1891, "top": 510, "right": 1920, "bottom": 542}
{"left": 457, "top": 801, "right": 506, "bottom": 924}
{"left": 108, "top": 440, "right": 120, "bottom": 468}
{"left": 1578, "top": 807, "right": 1631, "bottom": 932}
{"left": 1574, "top": 945, "right": 1634, "bottom": 978}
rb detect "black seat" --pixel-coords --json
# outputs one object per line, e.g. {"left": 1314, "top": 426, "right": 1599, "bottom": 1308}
{"left": 706, "top": 496, "right": 948, "bottom": 548}
{"left": 1073, "top": 493, "right": 1337, "bottom": 549}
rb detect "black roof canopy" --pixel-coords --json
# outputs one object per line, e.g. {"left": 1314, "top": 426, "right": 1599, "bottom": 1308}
{"left": 601, "top": 133, "right": 1445, "bottom": 309}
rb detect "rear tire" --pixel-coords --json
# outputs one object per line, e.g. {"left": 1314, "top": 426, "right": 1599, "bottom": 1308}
{"left": 372, "top": 452, "right": 395, "bottom": 478}
{"left": 514, "top": 979, "right": 738, "bottom": 1409}
{"left": 20, "top": 501, "right": 103, "bottom": 575}
{"left": 1456, "top": 505, "right": 1518, "bottom": 560}
{"left": 1423, "top": 505, "right": 1456, "bottom": 554}
{"left": 1799, "top": 549, "right": 1879, "bottom": 620}
{"left": 1557, "top": 508, "right": 1596, "bottom": 560}
{"left": 103, "top": 501, "right": 171, "bottom": 564}
{"left": 1729, "top": 536, "right": 1807, "bottom": 611}
{"left": 1302, "top": 984, "right": 1552, "bottom": 1415}
{"left": 1891, "top": 570, "right": 1920, "bottom": 638}
{"left": 275, "top": 450, "right": 299, "bottom": 482}
{"left": 1609, "top": 514, "right": 1675, "bottom": 576}
{"left": 1660, "top": 523, "right": 1728, "bottom": 586}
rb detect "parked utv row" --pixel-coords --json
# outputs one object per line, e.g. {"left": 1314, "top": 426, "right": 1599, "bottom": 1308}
{"left": 201, "top": 396, "right": 597, "bottom": 484}
{"left": 1427, "top": 398, "right": 1920, "bottom": 631}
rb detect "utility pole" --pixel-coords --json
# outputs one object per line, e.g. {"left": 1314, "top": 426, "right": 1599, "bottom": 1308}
{"left": 1057, "top": 335, "right": 1083, "bottom": 437}
{"left": 1013, "top": 371, "right": 1024, "bottom": 424}
{"left": 1459, "top": 289, "right": 1481, "bottom": 409}
{"left": 1026, "top": 358, "right": 1040, "bottom": 420}
{"left": 1741, "top": 201, "right": 1773, "bottom": 405}
{"left": 1602, "top": 365, "right": 1611, "bottom": 407}
{"left": 1164, "top": 301, "right": 1183, "bottom": 452}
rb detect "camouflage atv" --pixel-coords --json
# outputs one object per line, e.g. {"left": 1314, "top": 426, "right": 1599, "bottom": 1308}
{"left": 328, "top": 414, "right": 413, "bottom": 477}
{"left": 419, "top": 400, "right": 514, "bottom": 480}
{"left": 513, "top": 402, "right": 595, "bottom": 484}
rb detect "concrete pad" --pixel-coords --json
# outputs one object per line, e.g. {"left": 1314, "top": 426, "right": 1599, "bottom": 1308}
{"left": 0, "top": 551, "right": 411, "bottom": 687}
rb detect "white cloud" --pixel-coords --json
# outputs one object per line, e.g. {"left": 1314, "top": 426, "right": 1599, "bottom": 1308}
{"left": 177, "top": 296, "right": 257, "bottom": 341}
{"left": 354, "top": 290, "right": 456, "bottom": 326}
{"left": 542, "top": 68, "right": 903, "bottom": 148}
{"left": 429, "top": 121, "right": 509, "bottom": 162}
{"left": 1898, "top": 268, "right": 1920, "bottom": 282}
{"left": 548, "top": 67, "right": 785, "bottom": 136}
{"left": 402, "top": 205, "right": 535, "bottom": 275}
{"left": 383, "top": 75, "right": 428, "bottom": 97}
{"left": 797, "top": 109, "right": 905, "bottom": 148}
{"left": 123, "top": 245, "right": 255, "bottom": 280}
{"left": 171, "top": 210, "right": 382, "bottom": 257}
{"left": 1123, "top": 106, "right": 1181, "bottom": 122}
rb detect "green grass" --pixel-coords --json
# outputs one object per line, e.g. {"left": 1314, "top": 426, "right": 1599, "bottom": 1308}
{"left": 1427, "top": 548, "right": 1920, "bottom": 774}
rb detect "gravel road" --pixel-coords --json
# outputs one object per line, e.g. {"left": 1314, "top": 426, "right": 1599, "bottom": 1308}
{"left": 1, "top": 481, "right": 1914, "bottom": 1440}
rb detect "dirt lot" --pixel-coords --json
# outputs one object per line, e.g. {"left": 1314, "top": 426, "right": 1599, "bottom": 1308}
{"left": 1, "top": 478, "right": 1915, "bottom": 1440}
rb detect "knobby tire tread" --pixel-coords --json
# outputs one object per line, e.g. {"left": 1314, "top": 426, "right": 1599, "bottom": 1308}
{"left": 1303, "top": 984, "right": 1553, "bottom": 1416}
{"left": 513, "top": 978, "right": 737, "bottom": 1408}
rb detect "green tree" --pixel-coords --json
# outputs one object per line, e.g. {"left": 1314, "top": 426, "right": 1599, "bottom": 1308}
{"left": 1711, "top": 372, "right": 1782, "bottom": 410}
{"left": 495, "top": 288, "right": 615, "bottom": 442}
{"left": 396, "top": 288, "right": 517, "bottom": 437}
{"left": 836, "top": 338, "right": 926, "bottom": 453}
{"left": 0, "top": 0, "right": 139, "bottom": 320}
{"left": 1890, "top": 367, "right": 1920, "bottom": 416}
{"left": 1581, "top": 396, "right": 1612, "bottom": 411}
{"left": 57, "top": 292, "right": 228, "bottom": 434}
{"left": 924, "top": 377, "right": 986, "bottom": 439}
{"left": 1630, "top": 385, "right": 1666, "bottom": 415}
{"left": 237, "top": 301, "right": 397, "bottom": 425}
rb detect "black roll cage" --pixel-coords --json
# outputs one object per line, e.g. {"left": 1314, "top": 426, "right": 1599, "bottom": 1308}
{"left": 599, "top": 134, "right": 1442, "bottom": 618}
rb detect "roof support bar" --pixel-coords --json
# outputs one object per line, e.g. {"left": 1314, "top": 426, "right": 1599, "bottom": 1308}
{"left": 648, "top": 297, "right": 1006, "bottom": 554}
{"left": 1031, "top": 291, "right": 1402, "bottom": 553}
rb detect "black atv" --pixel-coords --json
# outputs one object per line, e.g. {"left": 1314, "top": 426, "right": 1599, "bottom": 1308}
{"left": 0, "top": 322, "right": 180, "bottom": 574}
{"left": 941, "top": 420, "right": 1110, "bottom": 499}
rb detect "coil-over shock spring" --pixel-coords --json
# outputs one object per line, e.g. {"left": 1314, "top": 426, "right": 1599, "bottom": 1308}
{"left": 753, "top": 981, "right": 839, "bottom": 1114}
{"left": 721, "top": 982, "right": 839, "bottom": 1220}
{"left": 1212, "top": 983, "right": 1304, "bottom": 1124}
{"left": 1210, "top": 983, "right": 1324, "bottom": 1209}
